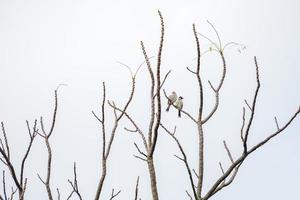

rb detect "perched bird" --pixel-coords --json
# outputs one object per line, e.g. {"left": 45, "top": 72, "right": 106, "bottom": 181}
{"left": 166, "top": 91, "right": 177, "bottom": 112}
{"left": 175, "top": 96, "right": 183, "bottom": 117}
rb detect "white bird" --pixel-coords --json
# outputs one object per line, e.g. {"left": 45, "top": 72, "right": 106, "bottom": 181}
{"left": 175, "top": 96, "right": 183, "bottom": 117}
{"left": 166, "top": 91, "right": 177, "bottom": 112}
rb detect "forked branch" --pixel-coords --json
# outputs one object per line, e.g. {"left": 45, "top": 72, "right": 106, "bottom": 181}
{"left": 94, "top": 62, "right": 137, "bottom": 200}
{"left": 203, "top": 57, "right": 300, "bottom": 200}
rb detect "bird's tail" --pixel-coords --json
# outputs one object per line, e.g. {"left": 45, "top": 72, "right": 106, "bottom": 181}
{"left": 166, "top": 104, "right": 171, "bottom": 112}
{"left": 178, "top": 110, "right": 181, "bottom": 117}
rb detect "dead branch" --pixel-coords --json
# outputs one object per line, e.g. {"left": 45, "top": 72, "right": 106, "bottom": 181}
{"left": 9, "top": 187, "right": 17, "bottom": 200}
{"left": 108, "top": 102, "right": 148, "bottom": 152}
{"left": 109, "top": 189, "right": 121, "bottom": 200}
{"left": 38, "top": 88, "right": 60, "bottom": 200}
{"left": 140, "top": 41, "right": 156, "bottom": 149}
{"left": 202, "top": 50, "right": 226, "bottom": 124}
{"left": 0, "top": 124, "right": 20, "bottom": 192}
{"left": 2, "top": 171, "right": 7, "bottom": 200}
{"left": 185, "top": 191, "right": 193, "bottom": 200}
{"left": 153, "top": 70, "right": 171, "bottom": 99}
{"left": 160, "top": 123, "right": 198, "bottom": 200}
{"left": 94, "top": 60, "right": 137, "bottom": 200}
{"left": 67, "top": 163, "right": 82, "bottom": 200}
{"left": 243, "top": 56, "right": 260, "bottom": 154}
{"left": 134, "top": 176, "right": 140, "bottom": 200}
{"left": 240, "top": 107, "right": 246, "bottom": 142}
{"left": 192, "top": 24, "right": 205, "bottom": 198}
{"left": 56, "top": 188, "right": 60, "bottom": 200}
{"left": 0, "top": 120, "right": 38, "bottom": 199}
{"left": 223, "top": 141, "right": 234, "bottom": 163}
{"left": 20, "top": 120, "right": 38, "bottom": 189}
{"left": 202, "top": 57, "right": 300, "bottom": 200}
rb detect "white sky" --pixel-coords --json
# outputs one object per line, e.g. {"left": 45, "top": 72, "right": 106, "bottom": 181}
{"left": 0, "top": 0, "right": 300, "bottom": 199}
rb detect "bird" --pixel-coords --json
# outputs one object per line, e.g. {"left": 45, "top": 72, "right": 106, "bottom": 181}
{"left": 175, "top": 96, "right": 183, "bottom": 117}
{"left": 166, "top": 91, "right": 177, "bottom": 112}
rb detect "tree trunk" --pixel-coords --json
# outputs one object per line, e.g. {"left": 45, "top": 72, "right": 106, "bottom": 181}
{"left": 147, "top": 157, "right": 159, "bottom": 200}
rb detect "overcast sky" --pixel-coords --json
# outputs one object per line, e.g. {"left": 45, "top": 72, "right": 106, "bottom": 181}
{"left": 0, "top": 0, "right": 300, "bottom": 199}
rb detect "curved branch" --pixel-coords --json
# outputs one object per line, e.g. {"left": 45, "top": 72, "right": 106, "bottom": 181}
{"left": 160, "top": 124, "right": 198, "bottom": 200}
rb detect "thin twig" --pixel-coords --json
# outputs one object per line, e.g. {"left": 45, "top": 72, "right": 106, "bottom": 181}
{"left": 134, "top": 176, "right": 140, "bottom": 200}
{"left": 274, "top": 116, "right": 280, "bottom": 130}
{"left": 223, "top": 141, "right": 234, "bottom": 163}
{"left": 109, "top": 189, "right": 121, "bottom": 200}
{"left": 240, "top": 107, "right": 246, "bottom": 142}
{"left": 67, "top": 162, "right": 83, "bottom": 200}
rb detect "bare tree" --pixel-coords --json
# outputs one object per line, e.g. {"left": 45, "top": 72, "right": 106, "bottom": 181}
{"left": 0, "top": 11, "right": 299, "bottom": 200}
{"left": 161, "top": 22, "right": 300, "bottom": 200}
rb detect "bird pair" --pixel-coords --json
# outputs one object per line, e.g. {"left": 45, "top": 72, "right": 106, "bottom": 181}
{"left": 166, "top": 91, "right": 183, "bottom": 117}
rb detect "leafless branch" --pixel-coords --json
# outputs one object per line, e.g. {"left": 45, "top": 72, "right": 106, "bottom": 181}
{"left": 153, "top": 70, "right": 171, "bottom": 99}
{"left": 240, "top": 107, "right": 246, "bottom": 142}
{"left": 203, "top": 57, "right": 300, "bottom": 200}
{"left": 134, "top": 143, "right": 147, "bottom": 157}
{"left": 160, "top": 123, "right": 198, "bottom": 200}
{"left": 2, "top": 171, "right": 7, "bottom": 200}
{"left": 218, "top": 162, "right": 225, "bottom": 176}
{"left": 67, "top": 163, "right": 82, "bottom": 200}
{"left": 66, "top": 190, "right": 74, "bottom": 200}
{"left": 108, "top": 102, "right": 148, "bottom": 153}
{"left": 124, "top": 127, "right": 138, "bottom": 133}
{"left": 206, "top": 20, "right": 222, "bottom": 50}
{"left": 95, "top": 63, "right": 136, "bottom": 200}
{"left": 274, "top": 116, "right": 280, "bottom": 130}
{"left": 202, "top": 50, "right": 226, "bottom": 124}
{"left": 9, "top": 187, "right": 17, "bottom": 200}
{"left": 109, "top": 189, "right": 121, "bottom": 200}
{"left": 20, "top": 120, "right": 38, "bottom": 189}
{"left": 223, "top": 141, "right": 234, "bottom": 164}
{"left": 140, "top": 41, "right": 155, "bottom": 149}
{"left": 92, "top": 111, "right": 103, "bottom": 123}
{"left": 174, "top": 154, "right": 184, "bottom": 162}
{"left": 0, "top": 124, "right": 22, "bottom": 194}
{"left": 38, "top": 87, "right": 61, "bottom": 200}
{"left": 243, "top": 57, "right": 260, "bottom": 153}
{"left": 56, "top": 188, "right": 60, "bottom": 200}
{"left": 0, "top": 140, "right": 5, "bottom": 158}
{"left": 134, "top": 176, "right": 140, "bottom": 200}
{"left": 37, "top": 173, "right": 46, "bottom": 185}
{"left": 207, "top": 80, "right": 216, "bottom": 92}
{"left": 186, "top": 67, "right": 197, "bottom": 74}
{"left": 186, "top": 190, "right": 193, "bottom": 200}
{"left": 193, "top": 24, "right": 205, "bottom": 199}
{"left": 244, "top": 99, "right": 252, "bottom": 111}
{"left": 105, "top": 76, "right": 136, "bottom": 159}
{"left": 192, "top": 169, "right": 199, "bottom": 180}
{"left": 133, "top": 155, "right": 147, "bottom": 162}
{"left": 1, "top": 123, "right": 10, "bottom": 161}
